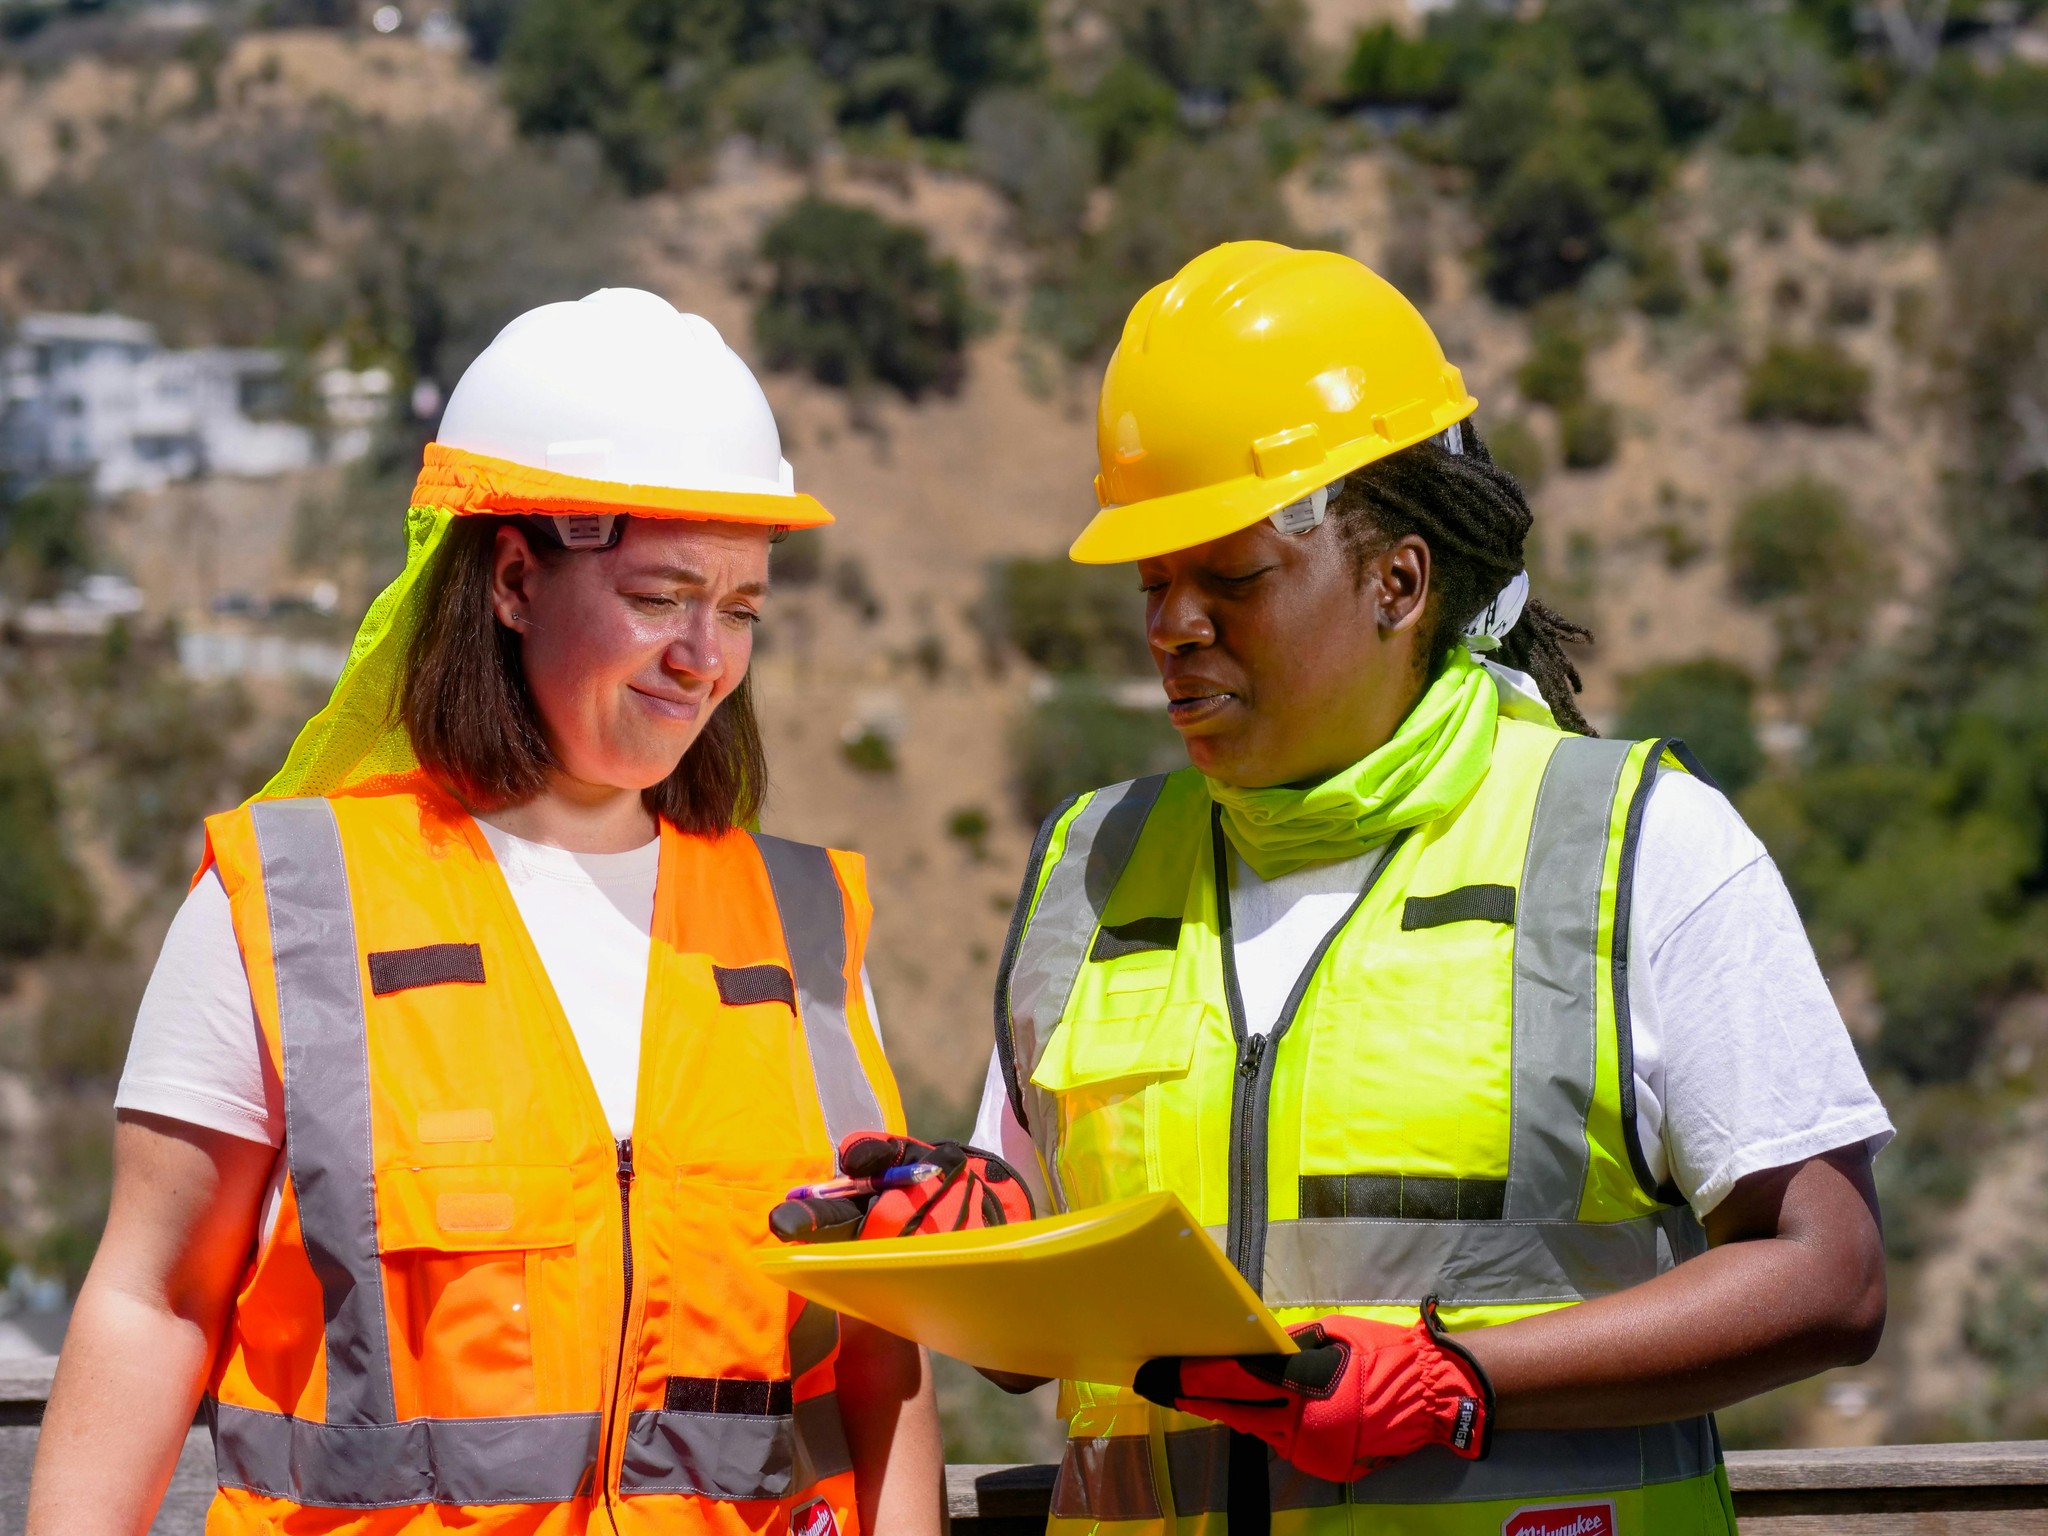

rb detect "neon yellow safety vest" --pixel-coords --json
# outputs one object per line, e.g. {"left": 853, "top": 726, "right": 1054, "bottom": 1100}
{"left": 995, "top": 718, "right": 1739, "bottom": 1536}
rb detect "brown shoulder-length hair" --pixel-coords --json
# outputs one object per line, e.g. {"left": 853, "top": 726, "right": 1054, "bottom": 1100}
{"left": 400, "top": 515, "right": 767, "bottom": 833}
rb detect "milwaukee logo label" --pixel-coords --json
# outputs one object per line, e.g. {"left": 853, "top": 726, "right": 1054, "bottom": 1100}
{"left": 792, "top": 1499, "right": 840, "bottom": 1536}
{"left": 1502, "top": 1501, "right": 1616, "bottom": 1536}
{"left": 1451, "top": 1397, "right": 1478, "bottom": 1450}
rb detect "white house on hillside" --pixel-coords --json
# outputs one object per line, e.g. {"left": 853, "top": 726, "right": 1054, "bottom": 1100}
{"left": 0, "top": 313, "right": 386, "bottom": 497}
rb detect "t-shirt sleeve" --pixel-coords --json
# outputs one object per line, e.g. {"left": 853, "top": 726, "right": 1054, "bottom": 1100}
{"left": 114, "top": 868, "right": 284, "bottom": 1147}
{"left": 1631, "top": 772, "right": 1893, "bottom": 1218}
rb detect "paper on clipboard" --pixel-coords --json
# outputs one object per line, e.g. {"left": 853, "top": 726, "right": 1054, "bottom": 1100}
{"left": 753, "top": 1190, "right": 1295, "bottom": 1385}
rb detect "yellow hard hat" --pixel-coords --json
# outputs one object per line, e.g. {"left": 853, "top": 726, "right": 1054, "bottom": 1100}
{"left": 1071, "top": 241, "right": 1477, "bottom": 564}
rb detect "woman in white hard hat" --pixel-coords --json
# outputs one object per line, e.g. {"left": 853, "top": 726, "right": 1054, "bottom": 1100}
{"left": 28, "top": 290, "right": 945, "bottom": 1536}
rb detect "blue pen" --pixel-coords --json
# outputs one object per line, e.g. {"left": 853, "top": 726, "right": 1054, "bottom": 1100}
{"left": 785, "top": 1162, "right": 943, "bottom": 1201}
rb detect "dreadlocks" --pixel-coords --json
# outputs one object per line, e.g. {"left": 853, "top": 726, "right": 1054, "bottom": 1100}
{"left": 1328, "top": 421, "right": 1595, "bottom": 735}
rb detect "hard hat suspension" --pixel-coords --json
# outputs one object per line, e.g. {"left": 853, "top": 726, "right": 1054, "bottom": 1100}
{"left": 1269, "top": 478, "right": 1344, "bottom": 536}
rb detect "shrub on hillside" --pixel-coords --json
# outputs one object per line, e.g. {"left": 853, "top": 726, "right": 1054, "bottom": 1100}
{"left": 990, "top": 558, "right": 1151, "bottom": 675}
{"left": 1617, "top": 659, "right": 1764, "bottom": 794}
{"left": 1629, "top": 239, "right": 1688, "bottom": 316}
{"left": 1697, "top": 239, "right": 1734, "bottom": 291}
{"left": 1484, "top": 417, "right": 1547, "bottom": 491}
{"left": 1742, "top": 340, "right": 1871, "bottom": 426}
{"left": 1730, "top": 475, "right": 1879, "bottom": 671}
{"left": 501, "top": 0, "right": 1042, "bottom": 183}
{"left": 1342, "top": 23, "right": 1456, "bottom": 108}
{"left": 1516, "top": 315, "right": 1587, "bottom": 408}
{"left": 1075, "top": 56, "right": 1180, "bottom": 181}
{"left": 1033, "top": 132, "right": 1302, "bottom": 360}
{"left": 719, "top": 59, "right": 838, "bottom": 166}
{"left": 1096, "top": 0, "right": 1304, "bottom": 102}
{"left": 499, "top": 0, "right": 689, "bottom": 192}
{"left": 89, "top": 675, "right": 263, "bottom": 881}
{"left": 1738, "top": 172, "right": 2048, "bottom": 1091}
{"left": 754, "top": 199, "right": 971, "bottom": 399}
{"left": 968, "top": 90, "right": 1093, "bottom": 246}
{"left": 322, "top": 119, "right": 626, "bottom": 403}
{"left": 1012, "top": 681, "right": 1183, "bottom": 822}
{"left": 1559, "top": 397, "right": 1619, "bottom": 469}
{"left": 1728, "top": 476, "right": 1863, "bottom": 602}
{"left": 1725, "top": 101, "right": 1802, "bottom": 159}
{"left": 0, "top": 731, "right": 92, "bottom": 960}
{"left": 1456, "top": 67, "right": 1672, "bottom": 306}
{"left": 35, "top": 945, "right": 145, "bottom": 1086}
{"left": 1, "top": 476, "right": 92, "bottom": 601}
{"left": 1812, "top": 192, "right": 1895, "bottom": 246}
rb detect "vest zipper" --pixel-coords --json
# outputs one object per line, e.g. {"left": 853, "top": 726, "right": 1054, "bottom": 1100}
{"left": 1207, "top": 812, "right": 1407, "bottom": 1536}
{"left": 1210, "top": 811, "right": 1410, "bottom": 1294}
{"left": 1230, "top": 1033, "right": 1271, "bottom": 1282}
{"left": 603, "top": 1136, "right": 635, "bottom": 1534}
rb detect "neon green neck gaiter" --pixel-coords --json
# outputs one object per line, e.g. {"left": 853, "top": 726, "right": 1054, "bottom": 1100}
{"left": 1206, "top": 648, "right": 1499, "bottom": 880}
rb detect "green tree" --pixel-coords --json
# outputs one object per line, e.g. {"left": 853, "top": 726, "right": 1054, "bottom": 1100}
{"left": 1096, "top": 0, "right": 1304, "bottom": 102}
{"left": 754, "top": 199, "right": 972, "bottom": 398}
{"left": 1617, "top": 660, "right": 1764, "bottom": 795}
{"left": 968, "top": 90, "right": 1093, "bottom": 246}
{"left": 1729, "top": 475, "right": 1879, "bottom": 673}
{"left": 1342, "top": 23, "right": 1455, "bottom": 108}
{"left": 1031, "top": 130, "right": 1301, "bottom": 360}
{"left": 1746, "top": 189, "right": 2048, "bottom": 1083}
{"left": 990, "top": 558, "right": 1151, "bottom": 674}
{"left": 1012, "top": 681, "right": 1183, "bottom": 821}
{"left": 1, "top": 476, "right": 93, "bottom": 600}
{"left": 1076, "top": 56, "right": 1180, "bottom": 181}
{"left": 321, "top": 118, "right": 626, "bottom": 401}
{"left": 0, "top": 730, "right": 92, "bottom": 960}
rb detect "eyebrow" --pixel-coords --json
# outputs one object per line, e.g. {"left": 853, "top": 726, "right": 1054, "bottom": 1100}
{"left": 629, "top": 565, "right": 770, "bottom": 597}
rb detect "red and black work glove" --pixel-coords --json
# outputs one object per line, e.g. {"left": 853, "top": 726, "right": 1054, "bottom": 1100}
{"left": 768, "top": 1133, "right": 1035, "bottom": 1243}
{"left": 1132, "top": 1298, "right": 1493, "bottom": 1482}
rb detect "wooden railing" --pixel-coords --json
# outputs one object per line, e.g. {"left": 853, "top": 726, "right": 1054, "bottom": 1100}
{"left": 7, "top": 1357, "right": 2045, "bottom": 1533}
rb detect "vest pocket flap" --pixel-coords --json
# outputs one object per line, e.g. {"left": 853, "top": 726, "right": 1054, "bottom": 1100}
{"left": 376, "top": 1164, "right": 576, "bottom": 1253}
{"left": 1030, "top": 1001, "right": 1207, "bottom": 1093}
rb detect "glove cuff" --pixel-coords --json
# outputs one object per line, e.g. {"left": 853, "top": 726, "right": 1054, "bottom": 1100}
{"left": 1421, "top": 1295, "right": 1494, "bottom": 1461}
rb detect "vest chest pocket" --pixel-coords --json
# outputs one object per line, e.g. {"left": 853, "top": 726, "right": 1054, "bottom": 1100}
{"left": 374, "top": 1163, "right": 575, "bottom": 1420}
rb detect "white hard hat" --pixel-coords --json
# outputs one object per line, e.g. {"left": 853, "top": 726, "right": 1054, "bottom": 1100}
{"left": 411, "top": 287, "right": 829, "bottom": 536}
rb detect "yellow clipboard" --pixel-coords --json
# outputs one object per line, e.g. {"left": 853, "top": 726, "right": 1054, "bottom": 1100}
{"left": 753, "top": 1191, "right": 1295, "bottom": 1385}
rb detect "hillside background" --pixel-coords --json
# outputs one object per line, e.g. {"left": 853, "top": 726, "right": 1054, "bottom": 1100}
{"left": 1, "top": 0, "right": 2046, "bottom": 1462}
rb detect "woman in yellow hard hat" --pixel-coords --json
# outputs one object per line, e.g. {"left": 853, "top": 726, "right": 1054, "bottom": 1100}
{"left": 972, "top": 243, "right": 1892, "bottom": 1536}
{"left": 28, "top": 289, "right": 947, "bottom": 1536}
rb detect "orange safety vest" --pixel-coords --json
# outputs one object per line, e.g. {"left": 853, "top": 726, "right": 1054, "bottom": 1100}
{"left": 197, "top": 781, "right": 905, "bottom": 1534}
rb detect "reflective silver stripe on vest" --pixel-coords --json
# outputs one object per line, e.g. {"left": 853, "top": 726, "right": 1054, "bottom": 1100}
{"left": 1050, "top": 1434, "right": 1161, "bottom": 1522}
{"left": 1004, "top": 775, "right": 1167, "bottom": 1205}
{"left": 1163, "top": 1427, "right": 1230, "bottom": 1514}
{"left": 753, "top": 834, "right": 886, "bottom": 1148}
{"left": 619, "top": 1393, "right": 852, "bottom": 1500}
{"left": 210, "top": 1400, "right": 600, "bottom": 1507}
{"left": 1341, "top": 1418, "right": 1718, "bottom": 1505}
{"left": 1067, "top": 1418, "right": 1718, "bottom": 1514}
{"left": 1506, "top": 737, "right": 1635, "bottom": 1220}
{"left": 1257, "top": 1205, "right": 1707, "bottom": 1309}
{"left": 250, "top": 797, "right": 395, "bottom": 1427}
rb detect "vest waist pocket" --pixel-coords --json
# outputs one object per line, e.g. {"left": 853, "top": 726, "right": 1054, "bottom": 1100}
{"left": 374, "top": 1164, "right": 575, "bottom": 1420}
{"left": 1030, "top": 1000, "right": 1210, "bottom": 1094}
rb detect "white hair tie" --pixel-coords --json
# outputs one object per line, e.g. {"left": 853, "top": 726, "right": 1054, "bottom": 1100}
{"left": 1462, "top": 569, "right": 1528, "bottom": 653}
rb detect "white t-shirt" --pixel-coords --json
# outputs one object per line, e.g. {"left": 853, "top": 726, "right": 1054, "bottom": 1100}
{"left": 115, "top": 822, "right": 881, "bottom": 1148}
{"left": 973, "top": 770, "right": 1893, "bottom": 1219}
